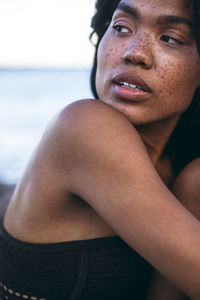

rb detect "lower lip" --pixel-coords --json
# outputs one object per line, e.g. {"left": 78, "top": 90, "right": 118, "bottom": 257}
{"left": 112, "top": 83, "right": 152, "bottom": 102}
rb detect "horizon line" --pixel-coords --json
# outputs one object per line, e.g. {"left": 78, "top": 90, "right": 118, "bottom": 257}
{"left": 0, "top": 66, "right": 91, "bottom": 72}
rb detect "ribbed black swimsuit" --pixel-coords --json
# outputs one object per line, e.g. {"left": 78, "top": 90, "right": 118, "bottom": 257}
{"left": 0, "top": 225, "right": 153, "bottom": 300}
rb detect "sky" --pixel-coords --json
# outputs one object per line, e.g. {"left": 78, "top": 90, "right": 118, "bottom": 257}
{"left": 0, "top": 0, "right": 96, "bottom": 68}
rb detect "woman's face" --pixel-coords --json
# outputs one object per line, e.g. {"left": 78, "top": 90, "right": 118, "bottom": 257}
{"left": 96, "top": 0, "right": 200, "bottom": 126}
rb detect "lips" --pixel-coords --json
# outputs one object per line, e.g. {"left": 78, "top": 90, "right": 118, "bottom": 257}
{"left": 112, "top": 72, "right": 152, "bottom": 102}
{"left": 112, "top": 72, "right": 152, "bottom": 93}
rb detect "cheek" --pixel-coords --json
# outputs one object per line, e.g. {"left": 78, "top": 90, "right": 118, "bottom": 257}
{"left": 96, "top": 34, "right": 123, "bottom": 96}
{"left": 97, "top": 52, "right": 109, "bottom": 73}
{"left": 97, "top": 30, "right": 125, "bottom": 71}
{"left": 155, "top": 55, "right": 199, "bottom": 112}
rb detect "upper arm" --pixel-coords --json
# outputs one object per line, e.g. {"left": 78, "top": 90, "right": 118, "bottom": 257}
{"left": 44, "top": 99, "right": 200, "bottom": 299}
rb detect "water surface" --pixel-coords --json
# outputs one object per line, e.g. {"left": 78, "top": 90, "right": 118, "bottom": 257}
{"left": 0, "top": 68, "right": 92, "bottom": 184}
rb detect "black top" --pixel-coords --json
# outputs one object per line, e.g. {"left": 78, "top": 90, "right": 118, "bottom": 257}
{"left": 0, "top": 226, "right": 153, "bottom": 300}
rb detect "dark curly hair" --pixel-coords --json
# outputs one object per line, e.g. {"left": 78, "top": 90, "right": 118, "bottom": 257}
{"left": 89, "top": 0, "right": 200, "bottom": 175}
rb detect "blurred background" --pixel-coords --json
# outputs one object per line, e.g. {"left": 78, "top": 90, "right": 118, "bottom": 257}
{"left": 0, "top": 0, "right": 95, "bottom": 186}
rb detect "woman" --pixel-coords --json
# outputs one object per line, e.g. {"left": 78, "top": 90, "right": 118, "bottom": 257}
{"left": 1, "top": 0, "right": 200, "bottom": 299}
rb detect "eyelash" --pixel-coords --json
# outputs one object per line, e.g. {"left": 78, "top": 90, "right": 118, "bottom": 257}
{"left": 113, "top": 25, "right": 184, "bottom": 46}
{"left": 112, "top": 24, "right": 131, "bottom": 34}
{"left": 160, "top": 35, "right": 184, "bottom": 45}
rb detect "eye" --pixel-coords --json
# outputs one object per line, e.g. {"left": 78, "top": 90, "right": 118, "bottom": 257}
{"left": 113, "top": 24, "right": 130, "bottom": 34}
{"left": 161, "top": 35, "right": 184, "bottom": 45}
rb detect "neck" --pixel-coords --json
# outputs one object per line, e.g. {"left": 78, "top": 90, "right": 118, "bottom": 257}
{"left": 136, "top": 116, "right": 180, "bottom": 167}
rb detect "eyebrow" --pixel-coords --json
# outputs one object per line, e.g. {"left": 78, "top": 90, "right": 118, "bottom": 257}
{"left": 116, "top": 3, "right": 194, "bottom": 32}
{"left": 157, "top": 15, "right": 194, "bottom": 31}
{"left": 116, "top": 3, "right": 140, "bottom": 19}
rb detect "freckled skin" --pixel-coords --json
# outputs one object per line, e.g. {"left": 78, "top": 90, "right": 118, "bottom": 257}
{"left": 96, "top": 0, "right": 200, "bottom": 129}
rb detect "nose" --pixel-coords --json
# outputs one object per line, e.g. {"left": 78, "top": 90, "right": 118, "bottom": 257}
{"left": 122, "top": 32, "right": 154, "bottom": 69}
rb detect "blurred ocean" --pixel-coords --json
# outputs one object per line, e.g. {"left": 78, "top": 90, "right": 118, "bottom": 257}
{"left": 0, "top": 68, "right": 93, "bottom": 184}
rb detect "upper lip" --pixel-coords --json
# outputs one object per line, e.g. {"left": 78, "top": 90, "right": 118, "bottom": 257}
{"left": 112, "top": 72, "right": 152, "bottom": 92}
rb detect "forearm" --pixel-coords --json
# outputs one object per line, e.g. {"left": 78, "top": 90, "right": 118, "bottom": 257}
{"left": 147, "top": 271, "right": 187, "bottom": 300}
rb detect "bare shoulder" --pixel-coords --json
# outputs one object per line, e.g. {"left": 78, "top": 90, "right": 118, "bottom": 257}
{"left": 50, "top": 98, "right": 147, "bottom": 172}
{"left": 180, "top": 158, "right": 200, "bottom": 175}
{"left": 13, "top": 98, "right": 145, "bottom": 193}
{"left": 172, "top": 158, "right": 200, "bottom": 210}
{"left": 32, "top": 99, "right": 124, "bottom": 167}
{"left": 55, "top": 98, "right": 139, "bottom": 140}
{"left": 173, "top": 158, "right": 200, "bottom": 190}
{"left": 58, "top": 98, "right": 127, "bottom": 121}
